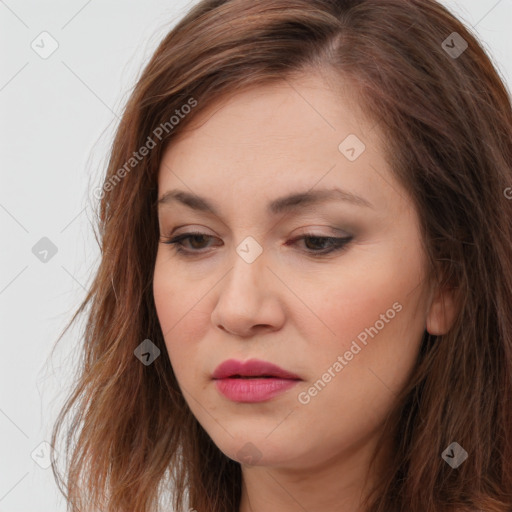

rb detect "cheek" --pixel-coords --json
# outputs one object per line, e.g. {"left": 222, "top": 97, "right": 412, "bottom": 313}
{"left": 298, "top": 242, "right": 426, "bottom": 384}
{"left": 300, "top": 258, "right": 413, "bottom": 344}
{"left": 292, "top": 267, "right": 424, "bottom": 449}
{"left": 153, "top": 253, "right": 219, "bottom": 388}
{"left": 153, "top": 257, "right": 178, "bottom": 337}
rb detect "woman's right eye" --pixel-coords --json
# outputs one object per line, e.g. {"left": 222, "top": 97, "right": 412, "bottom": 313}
{"left": 161, "top": 232, "right": 217, "bottom": 253}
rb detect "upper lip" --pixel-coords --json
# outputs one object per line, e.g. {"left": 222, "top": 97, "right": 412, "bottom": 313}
{"left": 212, "top": 358, "right": 302, "bottom": 380}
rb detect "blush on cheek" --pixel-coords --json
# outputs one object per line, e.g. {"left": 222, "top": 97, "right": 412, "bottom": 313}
{"left": 318, "top": 286, "right": 395, "bottom": 338}
{"left": 153, "top": 285, "right": 174, "bottom": 336}
{"left": 153, "top": 258, "right": 187, "bottom": 334}
{"left": 154, "top": 285, "right": 211, "bottom": 356}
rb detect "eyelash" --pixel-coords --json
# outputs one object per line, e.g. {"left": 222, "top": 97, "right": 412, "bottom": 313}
{"left": 160, "top": 231, "right": 353, "bottom": 257}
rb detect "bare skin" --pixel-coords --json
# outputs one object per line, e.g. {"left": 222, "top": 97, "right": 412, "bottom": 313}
{"left": 153, "top": 72, "right": 457, "bottom": 512}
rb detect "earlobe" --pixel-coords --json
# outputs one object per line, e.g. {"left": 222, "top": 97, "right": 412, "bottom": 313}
{"left": 425, "top": 285, "right": 459, "bottom": 336}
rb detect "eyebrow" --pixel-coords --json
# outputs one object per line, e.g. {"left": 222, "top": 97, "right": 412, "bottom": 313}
{"left": 157, "top": 187, "right": 374, "bottom": 215}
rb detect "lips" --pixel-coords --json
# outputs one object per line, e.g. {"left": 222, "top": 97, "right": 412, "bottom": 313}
{"left": 212, "top": 358, "right": 301, "bottom": 380}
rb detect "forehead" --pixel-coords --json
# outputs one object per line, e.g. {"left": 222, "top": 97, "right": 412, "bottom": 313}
{"left": 157, "top": 75, "right": 399, "bottom": 216}
{"left": 167, "top": 75, "right": 371, "bottom": 151}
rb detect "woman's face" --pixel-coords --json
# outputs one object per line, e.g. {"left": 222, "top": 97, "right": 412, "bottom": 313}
{"left": 153, "top": 74, "right": 445, "bottom": 473}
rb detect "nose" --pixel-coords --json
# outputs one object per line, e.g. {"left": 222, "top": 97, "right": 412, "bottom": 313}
{"left": 211, "top": 250, "right": 285, "bottom": 338}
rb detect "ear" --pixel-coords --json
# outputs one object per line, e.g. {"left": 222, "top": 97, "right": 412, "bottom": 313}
{"left": 425, "top": 284, "right": 459, "bottom": 336}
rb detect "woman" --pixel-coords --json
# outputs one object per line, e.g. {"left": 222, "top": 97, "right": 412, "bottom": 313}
{"left": 50, "top": 1, "right": 512, "bottom": 511}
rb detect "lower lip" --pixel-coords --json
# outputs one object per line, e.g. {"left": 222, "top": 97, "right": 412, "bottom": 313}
{"left": 214, "top": 377, "right": 300, "bottom": 402}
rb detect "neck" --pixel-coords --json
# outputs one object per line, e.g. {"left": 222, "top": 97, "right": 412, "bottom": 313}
{"left": 238, "top": 432, "right": 391, "bottom": 512}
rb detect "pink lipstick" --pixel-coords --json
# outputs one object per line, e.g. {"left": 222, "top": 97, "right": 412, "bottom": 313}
{"left": 212, "top": 358, "right": 301, "bottom": 403}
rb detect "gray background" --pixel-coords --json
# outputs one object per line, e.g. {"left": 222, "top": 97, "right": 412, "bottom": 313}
{"left": 1, "top": 1, "right": 511, "bottom": 510}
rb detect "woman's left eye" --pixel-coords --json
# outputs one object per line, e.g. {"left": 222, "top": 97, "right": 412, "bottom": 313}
{"left": 160, "top": 231, "right": 353, "bottom": 257}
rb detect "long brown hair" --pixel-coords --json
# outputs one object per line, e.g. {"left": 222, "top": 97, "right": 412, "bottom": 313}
{"left": 49, "top": 1, "right": 512, "bottom": 511}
